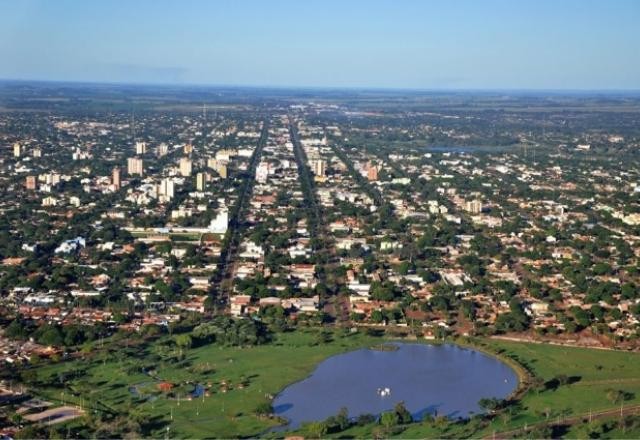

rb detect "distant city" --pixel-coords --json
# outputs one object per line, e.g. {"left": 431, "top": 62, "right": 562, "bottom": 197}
{"left": 0, "top": 81, "right": 638, "bottom": 438}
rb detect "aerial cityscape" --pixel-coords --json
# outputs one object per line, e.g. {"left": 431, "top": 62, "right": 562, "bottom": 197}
{"left": 1, "top": 1, "right": 640, "bottom": 439}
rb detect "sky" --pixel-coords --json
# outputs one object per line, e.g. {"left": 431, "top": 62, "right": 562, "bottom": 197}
{"left": 0, "top": 0, "right": 639, "bottom": 90}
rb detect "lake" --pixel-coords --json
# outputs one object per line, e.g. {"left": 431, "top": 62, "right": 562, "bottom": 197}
{"left": 273, "top": 343, "right": 517, "bottom": 429}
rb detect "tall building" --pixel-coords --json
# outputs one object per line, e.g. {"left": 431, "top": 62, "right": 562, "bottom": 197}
{"left": 184, "top": 143, "right": 193, "bottom": 155}
{"left": 127, "top": 157, "right": 144, "bottom": 176}
{"left": 366, "top": 162, "right": 378, "bottom": 181}
{"left": 158, "top": 178, "right": 175, "bottom": 200}
{"left": 464, "top": 199, "right": 483, "bottom": 214}
{"left": 208, "top": 158, "right": 228, "bottom": 178}
{"left": 112, "top": 167, "right": 121, "bottom": 189}
{"left": 25, "top": 176, "right": 37, "bottom": 190}
{"left": 157, "top": 143, "right": 169, "bottom": 157}
{"left": 135, "top": 141, "right": 147, "bottom": 155}
{"left": 13, "top": 142, "right": 21, "bottom": 158}
{"left": 196, "top": 172, "right": 206, "bottom": 191}
{"left": 217, "top": 163, "right": 228, "bottom": 178}
{"left": 179, "top": 157, "right": 192, "bottom": 177}
{"left": 312, "top": 159, "right": 326, "bottom": 177}
{"left": 44, "top": 173, "right": 61, "bottom": 185}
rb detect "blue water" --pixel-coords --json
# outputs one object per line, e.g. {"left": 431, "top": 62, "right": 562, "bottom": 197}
{"left": 273, "top": 343, "right": 517, "bottom": 429}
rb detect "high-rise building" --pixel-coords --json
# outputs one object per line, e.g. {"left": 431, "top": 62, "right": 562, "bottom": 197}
{"left": 25, "top": 176, "right": 37, "bottom": 190}
{"left": 112, "top": 167, "right": 121, "bottom": 189}
{"left": 196, "top": 172, "right": 206, "bottom": 191}
{"left": 184, "top": 143, "right": 193, "bottom": 155}
{"left": 179, "top": 157, "right": 192, "bottom": 177}
{"left": 13, "top": 142, "right": 21, "bottom": 158}
{"left": 312, "top": 159, "right": 326, "bottom": 177}
{"left": 217, "top": 163, "right": 228, "bottom": 178}
{"left": 464, "top": 199, "right": 483, "bottom": 214}
{"left": 135, "top": 141, "right": 147, "bottom": 155}
{"left": 158, "top": 178, "right": 175, "bottom": 200}
{"left": 157, "top": 143, "right": 169, "bottom": 157}
{"left": 208, "top": 158, "right": 228, "bottom": 178}
{"left": 366, "top": 162, "right": 378, "bottom": 181}
{"left": 44, "top": 173, "right": 61, "bottom": 185}
{"left": 127, "top": 157, "right": 144, "bottom": 175}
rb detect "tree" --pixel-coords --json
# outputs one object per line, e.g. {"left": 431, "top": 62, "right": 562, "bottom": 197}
{"left": 478, "top": 397, "right": 504, "bottom": 413}
{"left": 380, "top": 410, "right": 399, "bottom": 430}
{"left": 174, "top": 334, "right": 193, "bottom": 350}
{"left": 371, "top": 310, "right": 384, "bottom": 324}
{"left": 335, "top": 407, "right": 350, "bottom": 431}
{"left": 305, "top": 421, "right": 328, "bottom": 439}
{"left": 394, "top": 401, "right": 413, "bottom": 424}
{"left": 254, "top": 402, "right": 272, "bottom": 416}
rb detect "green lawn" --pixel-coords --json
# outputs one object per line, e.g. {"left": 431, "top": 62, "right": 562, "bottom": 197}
{"left": 26, "top": 329, "right": 378, "bottom": 438}
{"left": 21, "top": 334, "right": 640, "bottom": 438}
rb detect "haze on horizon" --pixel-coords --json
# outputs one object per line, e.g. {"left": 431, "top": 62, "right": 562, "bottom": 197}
{"left": 0, "top": 0, "right": 639, "bottom": 91}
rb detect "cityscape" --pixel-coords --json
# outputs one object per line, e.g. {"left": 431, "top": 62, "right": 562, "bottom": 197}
{"left": 1, "top": 1, "right": 640, "bottom": 439}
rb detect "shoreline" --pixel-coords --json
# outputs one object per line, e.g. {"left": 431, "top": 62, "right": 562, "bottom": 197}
{"left": 269, "top": 335, "right": 528, "bottom": 435}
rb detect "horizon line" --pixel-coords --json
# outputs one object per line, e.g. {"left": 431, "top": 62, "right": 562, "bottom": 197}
{"left": 2, "top": 77, "right": 640, "bottom": 96}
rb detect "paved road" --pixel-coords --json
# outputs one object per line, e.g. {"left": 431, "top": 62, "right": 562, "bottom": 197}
{"left": 213, "top": 120, "right": 269, "bottom": 308}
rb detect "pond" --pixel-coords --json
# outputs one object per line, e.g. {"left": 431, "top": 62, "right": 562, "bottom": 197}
{"left": 273, "top": 343, "right": 517, "bottom": 429}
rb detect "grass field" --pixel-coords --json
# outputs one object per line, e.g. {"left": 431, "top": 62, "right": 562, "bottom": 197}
{"left": 25, "top": 329, "right": 378, "bottom": 438}
{"left": 20, "top": 332, "right": 640, "bottom": 438}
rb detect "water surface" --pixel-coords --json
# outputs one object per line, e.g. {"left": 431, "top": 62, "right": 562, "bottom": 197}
{"left": 273, "top": 343, "right": 517, "bottom": 429}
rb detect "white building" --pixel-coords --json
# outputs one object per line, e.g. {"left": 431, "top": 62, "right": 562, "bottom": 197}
{"left": 209, "top": 209, "right": 228, "bottom": 234}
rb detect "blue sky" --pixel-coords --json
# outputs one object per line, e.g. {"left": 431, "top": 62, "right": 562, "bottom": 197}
{"left": 0, "top": 0, "right": 638, "bottom": 89}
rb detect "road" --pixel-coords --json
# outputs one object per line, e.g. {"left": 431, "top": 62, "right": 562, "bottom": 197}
{"left": 212, "top": 120, "right": 269, "bottom": 309}
{"left": 288, "top": 117, "right": 332, "bottom": 292}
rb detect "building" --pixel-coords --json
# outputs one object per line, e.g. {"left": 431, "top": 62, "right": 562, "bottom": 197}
{"left": 209, "top": 209, "right": 228, "bottom": 234}
{"left": 127, "top": 157, "right": 144, "bottom": 175}
{"left": 112, "top": 167, "right": 121, "bottom": 189}
{"left": 179, "top": 157, "right": 192, "bottom": 177}
{"left": 217, "top": 162, "right": 228, "bottom": 178}
{"left": 13, "top": 142, "right": 21, "bottom": 158}
{"left": 44, "top": 173, "right": 61, "bottom": 185}
{"left": 312, "top": 159, "right": 326, "bottom": 177}
{"left": 464, "top": 199, "right": 482, "bottom": 214}
{"left": 25, "top": 175, "right": 37, "bottom": 190}
{"left": 135, "top": 141, "right": 147, "bottom": 155}
{"left": 42, "top": 196, "right": 58, "bottom": 207}
{"left": 32, "top": 148, "right": 42, "bottom": 158}
{"left": 256, "top": 162, "right": 269, "bottom": 183}
{"left": 367, "top": 162, "right": 378, "bottom": 181}
{"left": 157, "top": 143, "right": 169, "bottom": 157}
{"left": 196, "top": 172, "right": 206, "bottom": 191}
{"left": 184, "top": 143, "right": 193, "bottom": 155}
{"left": 158, "top": 178, "right": 175, "bottom": 200}
{"left": 208, "top": 158, "right": 228, "bottom": 178}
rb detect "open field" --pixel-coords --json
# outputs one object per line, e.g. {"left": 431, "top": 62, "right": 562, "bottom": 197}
{"left": 23, "top": 329, "right": 378, "bottom": 438}
{"left": 18, "top": 331, "right": 640, "bottom": 438}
